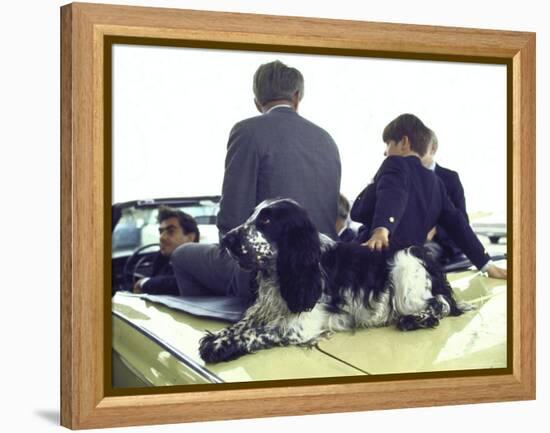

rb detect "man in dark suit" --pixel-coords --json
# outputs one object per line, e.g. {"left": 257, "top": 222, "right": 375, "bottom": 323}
{"left": 172, "top": 60, "right": 341, "bottom": 298}
{"left": 350, "top": 113, "right": 506, "bottom": 279}
{"left": 133, "top": 206, "right": 200, "bottom": 295}
{"left": 422, "top": 131, "right": 469, "bottom": 263}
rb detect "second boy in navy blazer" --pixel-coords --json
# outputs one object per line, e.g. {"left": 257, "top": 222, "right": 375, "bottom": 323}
{"left": 422, "top": 131, "right": 469, "bottom": 261}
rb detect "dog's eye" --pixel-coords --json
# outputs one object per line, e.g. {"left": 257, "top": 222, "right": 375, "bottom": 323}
{"left": 258, "top": 217, "right": 271, "bottom": 225}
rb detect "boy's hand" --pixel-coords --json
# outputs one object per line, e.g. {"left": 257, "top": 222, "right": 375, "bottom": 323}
{"left": 426, "top": 226, "right": 437, "bottom": 241}
{"left": 485, "top": 264, "right": 507, "bottom": 280}
{"left": 362, "top": 227, "right": 390, "bottom": 251}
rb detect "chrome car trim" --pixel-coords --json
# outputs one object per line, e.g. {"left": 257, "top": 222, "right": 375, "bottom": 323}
{"left": 314, "top": 345, "right": 370, "bottom": 375}
{"left": 112, "top": 310, "right": 224, "bottom": 384}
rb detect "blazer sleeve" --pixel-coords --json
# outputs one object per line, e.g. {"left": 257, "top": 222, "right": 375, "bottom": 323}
{"left": 216, "top": 121, "right": 260, "bottom": 237}
{"left": 350, "top": 184, "right": 370, "bottom": 223}
{"left": 448, "top": 171, "right": 469, "bottom": 221}
{"left": 370, "top": 157, "right": 410, "bottom": 234}
{"left": 141, "top": 276, "right": 179, "bottom": 296}
{"left": 438, "top": 182, "right": 490, "bottom": 270}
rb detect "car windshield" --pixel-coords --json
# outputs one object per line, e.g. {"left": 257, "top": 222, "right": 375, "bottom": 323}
{"left": 112, "top": 198, "right": 219, "bottom": 257}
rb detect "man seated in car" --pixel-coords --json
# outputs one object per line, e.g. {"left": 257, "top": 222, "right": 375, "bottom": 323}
{"left": 133, "top": 206, "right": 200, "bottom": 295}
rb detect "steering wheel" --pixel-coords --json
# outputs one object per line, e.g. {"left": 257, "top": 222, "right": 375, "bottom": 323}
{"left": 122, "top": 243, "right": 160, "bottom": 291}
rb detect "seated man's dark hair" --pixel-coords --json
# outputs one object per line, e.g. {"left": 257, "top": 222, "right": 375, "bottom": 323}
{"left": 157, "top": 206, "right": 200, "bottom": 242}
{"left": 382, "top": 113, "right": 432, "bottom": 157}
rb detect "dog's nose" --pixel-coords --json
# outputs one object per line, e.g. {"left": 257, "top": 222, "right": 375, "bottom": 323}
{"left": 221, "top": 228, "right": 240, "bottom": 253}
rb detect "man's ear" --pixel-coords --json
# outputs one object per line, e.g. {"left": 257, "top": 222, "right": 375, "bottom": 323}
{"left": 183, "top": 232, "right": 197, "bottom": 243}
{"left": 254, "top": 98, "right": 264, "bottom": 113}
{"left": 291, "top": 91, "right": 301, "bottom": 111}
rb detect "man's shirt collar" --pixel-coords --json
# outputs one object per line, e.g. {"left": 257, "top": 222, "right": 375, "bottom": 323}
{"left": 264, "top": 104, "right": 293, "bottom": 114}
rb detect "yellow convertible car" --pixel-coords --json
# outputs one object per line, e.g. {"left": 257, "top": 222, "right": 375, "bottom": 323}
{"left": 111, "top": 198, "right": 507, "bottom": 387}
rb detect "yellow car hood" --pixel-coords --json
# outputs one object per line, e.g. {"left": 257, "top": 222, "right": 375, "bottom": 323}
{"left": 316, "top": 267, "right": 507, "bottom": 374}
{"left": 112, "top": 263, "right": 507, "bottom": 386}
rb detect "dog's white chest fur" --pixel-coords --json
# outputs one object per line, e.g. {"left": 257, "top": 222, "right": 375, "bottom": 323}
{"left": 249, "top": 274, "right": 328, "bottom": 342}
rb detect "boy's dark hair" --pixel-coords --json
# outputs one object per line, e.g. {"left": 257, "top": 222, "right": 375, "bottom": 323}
{"left": 157, "top": 206, "right": 200, "bottom": 242}
{"left": 382, "top": 113, "right": 432, "bottom": 157}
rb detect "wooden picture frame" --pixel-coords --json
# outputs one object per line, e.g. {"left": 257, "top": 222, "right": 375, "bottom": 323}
{"left": 60, "top": 2, "right": 536, "bottom": 429}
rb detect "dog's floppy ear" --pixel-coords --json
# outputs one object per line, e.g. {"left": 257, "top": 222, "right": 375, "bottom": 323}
{"left": 276, "top": 209, "right": 323, "bottom": 313}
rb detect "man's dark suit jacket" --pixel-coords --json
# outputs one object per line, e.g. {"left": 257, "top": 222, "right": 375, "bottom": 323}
{"left": 217, "top": 106, "right": 341, "bottom": 240}
{"left": 434, "top": 163, "right": 468, "bottom": 259}
{"left": 350, "top": 156, "right": 490, "bottom": 270}
{"left": 140, "top": 252, "right": 179, "bottom": 295}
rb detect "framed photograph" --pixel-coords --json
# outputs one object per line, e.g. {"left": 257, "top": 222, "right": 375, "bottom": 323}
{"left": 61, "top": 2, "right": 535, "bottom": 429}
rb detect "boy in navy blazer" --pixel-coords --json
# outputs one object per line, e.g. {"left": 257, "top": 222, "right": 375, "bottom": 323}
{"left": 350, "top": 114, "right": 506, "bottom": 279}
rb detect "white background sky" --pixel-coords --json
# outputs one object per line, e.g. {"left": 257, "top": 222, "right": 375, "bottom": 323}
{"left": 113, "top": 45, "right": 507, "bottom": 214}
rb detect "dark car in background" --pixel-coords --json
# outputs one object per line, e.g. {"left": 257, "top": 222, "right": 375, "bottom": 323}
{"left": 112, "top": 196, "right": 220, "bottom": 293}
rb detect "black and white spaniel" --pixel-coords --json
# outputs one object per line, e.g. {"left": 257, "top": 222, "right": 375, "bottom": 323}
{"left": 199, "top": 198, "right": 466, "bottom": 363}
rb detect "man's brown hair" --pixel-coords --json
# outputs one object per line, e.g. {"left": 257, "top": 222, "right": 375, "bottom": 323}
{"left": 157, "top": 206, "right": 200, "bottom": 242}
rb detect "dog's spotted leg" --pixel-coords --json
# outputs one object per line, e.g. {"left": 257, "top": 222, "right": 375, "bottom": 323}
{"left": 199, "top": 330, "right": 250, "bottom": 363}
{"left": 198, "top": 319, "right": 249, "bottom": 363}
{"left": 199, "top": 324, "right": 289, "bottom": 363}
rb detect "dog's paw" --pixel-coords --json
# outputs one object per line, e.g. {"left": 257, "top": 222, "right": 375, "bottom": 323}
{"left": 397, "top": 314, "right": 439, "bottom": 331}
{"left": 198, "top": 331, "right": 249, "bottom": 363}
{"left": 422, "top": 316, "right": 440, "bottom": 328}
{"left": 198, "top": 332, "right": 221, "bottom": 363}
{"left": 397, "top": 315, "right": 419, "bottom": 331}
